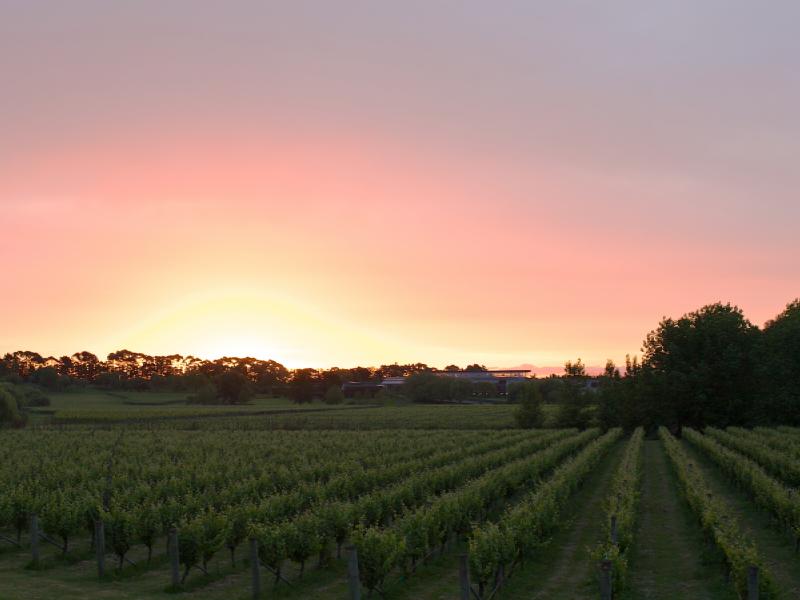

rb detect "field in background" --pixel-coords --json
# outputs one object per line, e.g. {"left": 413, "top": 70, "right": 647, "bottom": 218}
{"left": 23, "top": 389, "right": 562, "bottom": 429}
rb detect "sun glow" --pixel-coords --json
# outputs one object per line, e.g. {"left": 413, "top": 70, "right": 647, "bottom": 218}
{"left": 109, "top": 291, "right": 400, "bottom": 368}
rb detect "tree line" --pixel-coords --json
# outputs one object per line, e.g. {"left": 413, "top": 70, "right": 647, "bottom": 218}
{"left": 0, "top": 350, "right": 439, "bottom": 406}
{"left": 2, "top": 298, "right": 799, "bottom": 428}
{"left": 513, "top": 299, "right": 800, "bottom": 431}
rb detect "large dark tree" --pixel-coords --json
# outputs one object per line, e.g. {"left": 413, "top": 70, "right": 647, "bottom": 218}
{"left": 758, "top": 299, "right": 800, "bottom": 424}
{"left": 641, "top": 303, "right": 760, "bottom": 429}
{"left": 288, "top": 369, "right": 317, "bottom": 404}
{"left": 214, "top": 371, "right": 253, "bottom": 404}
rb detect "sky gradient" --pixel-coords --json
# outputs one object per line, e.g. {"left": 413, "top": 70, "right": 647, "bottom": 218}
{"left": 2, "top": 1, "right": 799, "bottom": 370}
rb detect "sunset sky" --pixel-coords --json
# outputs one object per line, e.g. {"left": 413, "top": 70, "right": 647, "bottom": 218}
{"left": 2, "top": 2, "right": 799, "bottom": 370}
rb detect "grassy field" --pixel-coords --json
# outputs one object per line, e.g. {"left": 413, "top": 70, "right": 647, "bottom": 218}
{"left": 24, "top": 389, "right": 548, "bottom": 429}
{"left": 25, "top": 390, "right": 379, "bottom": 426}
{"left": 3, "top": 397, "right": 799, "bottom": 600}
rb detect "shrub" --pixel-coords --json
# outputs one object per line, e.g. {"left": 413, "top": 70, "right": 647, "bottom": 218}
{"left": 514, "top": 382, "right": 544, "bottom": 428}
{"left": 187, "top": 383, "right": 218, "bottom": 405}
{"left": 20, "top": 387, "right": 50, "bottom": 407}
{"left": 324, "top": 385, "right": 345, "bottom": 405}
{"left": 0, "top": 388, "right": 25, "bottom": 427}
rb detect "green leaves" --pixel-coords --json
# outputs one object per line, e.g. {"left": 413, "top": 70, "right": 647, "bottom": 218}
{"left": 661, "top": 427, "right": 778, "bottom": 599}
{"left": 250, "top": 522, "right": 287, "bottom": 569}
{"left": 469, "top": 523, "right": 512, "bottom": 587}
{"left": 178, "top": 510, "right": 225, "bottom": 573}
{"left": 685, "top": 428, "right": 800, "bottom": 542}
{"left": 102, "top": 502, "right": 136, "bottom": 568}
{"left": 351, "top": 526, "right": 405, "bottom": 592}
{"left": 467, "top": 429, "right": 622, "bottom": 589}
{"left": 592, "top": 427, "right": 644, "bottom": 591}
{"left": 40, "top": 492, "right": 85, "bottom": 554}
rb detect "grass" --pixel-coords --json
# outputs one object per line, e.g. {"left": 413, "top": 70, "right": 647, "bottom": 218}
{"left": 24, "top": 390, "right": 374, "bottom": 426}
{"left": 38, "top": 391, "right": 325, "bottom": 412}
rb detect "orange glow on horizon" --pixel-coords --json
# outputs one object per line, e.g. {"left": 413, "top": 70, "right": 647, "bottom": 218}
{"left": 2, "top": 124, "right": 798, "bottom": 371}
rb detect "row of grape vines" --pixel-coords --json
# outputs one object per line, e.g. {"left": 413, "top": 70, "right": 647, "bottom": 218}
{"left": 660, "top": 427, "right": 777, "bottom": 598}
{"left": 465, "top": 428, "right": 622, "bottom": 598}
{"left": 3, "top": 429, "right": 526, "bottom": 549}
{"left": 344, "top": 428, "right": 604, "bottom": 595}
{"left": 683, "top": 428, "right": 800, "bottom": 547}
{"left": 704, "top": 426, "right": 800, "bottom": 487}
{"left": 747, "top": 426, "right": 800, "bottom": 460}
{"left": 592, "top": 426, "right": 644, "bottom": 592}
{"left": 1, "top": 428, "right": 584, "bottom": 595}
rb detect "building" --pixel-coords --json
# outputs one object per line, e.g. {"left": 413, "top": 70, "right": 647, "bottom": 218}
{"left": 380, "top": 376, "right": 406, "bottom": 393}
{"left": 434, "top": 369, "right": 531, "bottom": 394}
{"left": 378, "top": 369, "right": 531, "bottom": 396}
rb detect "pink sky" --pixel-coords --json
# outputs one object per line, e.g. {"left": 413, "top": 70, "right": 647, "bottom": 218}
{"left": 1, "top": 2, "right": 799, "bottom": 369}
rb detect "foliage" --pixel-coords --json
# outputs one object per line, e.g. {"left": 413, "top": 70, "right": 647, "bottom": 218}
{"left": 0, "top": 387, "right": 25, "bottom": 427}
{"left": 642, "top": 303, "right": 760, "bottom": 428}
{"left": 513, "top": 382, "right": 544, "bottom": 428}
{"left": 289, "top": 369, "right": 316, "bottom": 404}
{"left": 591, "top": 428, "right": 644, "bottom": 591}
{"left": 102, "top": 503, "right": 136, "bottom": 570}
{"left": 684, "top": 428, "right": 800, "bottom": 547}
{"left": 40, "top": 492, "right": 85, "bottom": 555}
{"left": 403, "top": 372, "right": 449, "bottom": 403}
{"left": 660, "top": 427, "right": 778, "bottom": 599}
{"left": 758, "top": 299, "right": 800, "bottom": 424}
{"left": 187, "top": 383, "right": 218, "bottom": 405}
{"left": 213, "top": 370, "right": 253, "bottom": 404}
{"left": 555, "top": 377, "right": 591, "bottom": 429}
{"left": 324, "top": 385, "right": 345, "bottom": 405}
{"left": 468, "top": 429, "right": 622, "bottom": 593}
{"left": 178, "top": 511, "right": 225, "bottom": 577}
{"left": 351, "top": 526, "right": 405, "bottom": 593}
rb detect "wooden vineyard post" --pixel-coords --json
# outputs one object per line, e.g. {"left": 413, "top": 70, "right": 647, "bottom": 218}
{"left": 610, "top": 515, "right": 618, "bottom": 546}
{"left": 747, "top": 565, "right": 759, "bottom": 600}
{"left": 30, "top": 514, "right": 40, "bottom": 568}
{"left": 168, "top": 527, "right": 180, "bottom": 589}
{"left": 94, "top": 520, "right": 106, "bottom": 578}
{"left": 250, "top": 538, "right": 262, "bottom": 600}
{"left": 459, "top": 554, "right": 470, "bottom": 600}
{"left": 599, "top": 558, "right": 612, "bottom": 600}
{"left": 346, "top": 545, "right": 361, "bottom": 600}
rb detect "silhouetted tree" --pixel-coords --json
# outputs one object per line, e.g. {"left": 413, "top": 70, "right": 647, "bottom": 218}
{"left": 513, "top": 382, "right": 545, "bottom": 428}
{"left": 30, "top": 366, "right": 66, "bottom": 391}
{"left": 289, "top": 369, "right": 317, "bottom": 404}
{"left": 404, "top": 372, "right": 449, "bottom": 403}
{"left": 564, "top": 358, "right": 587, "bottom": 377}
{"left": 214, "top": 371, "right": 253, "bottom": 404}
{"left": 641, "top": 302, "right": 760, "bottom": 430}
{"left": 556, "top": 359, "right": 590, "bottom": 429}
{"left": 324, "top": 385, "right": 345, "bottom": 405}
{"left": 758, "top": 299, "right": 800, "bottom": 424}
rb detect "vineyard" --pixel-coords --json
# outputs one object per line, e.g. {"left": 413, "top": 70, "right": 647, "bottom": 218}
{"left": 3, "top": 413, "right": 800, "bottom": 599}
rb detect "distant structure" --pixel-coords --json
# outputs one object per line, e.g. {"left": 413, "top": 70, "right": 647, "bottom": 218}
{"left": 380, "top": 376, "right": 407, "bottom": 394}
{"left": 377, "top": 368, "right": 531, "bottom": 396}
{"left": 434, "top": 369, "right": 530, "bottom": 395}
